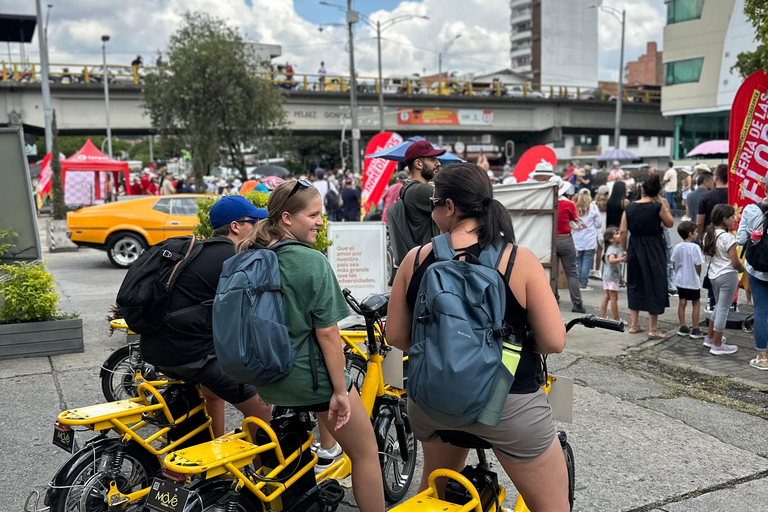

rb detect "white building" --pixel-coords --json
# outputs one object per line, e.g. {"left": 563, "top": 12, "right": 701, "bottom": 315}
{"left": 509, "top": 0, "right": 598, "bottom": 87}
{"left": 548, "top": 134, "right": 673, "bottom": 171}
{"left": 661, "top": 0, "right": 757, "bottom": 159}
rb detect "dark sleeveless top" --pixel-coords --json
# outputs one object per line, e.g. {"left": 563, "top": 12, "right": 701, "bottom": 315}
{"left": 405, "top": 243, "right": 541, "bottom": 394}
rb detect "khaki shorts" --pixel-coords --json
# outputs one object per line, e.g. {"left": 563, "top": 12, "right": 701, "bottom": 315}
{"left": 407, "top": 388, "right": 556, "bottom": 462}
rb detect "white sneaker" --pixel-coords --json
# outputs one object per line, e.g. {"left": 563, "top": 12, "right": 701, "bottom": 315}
{"left": 709, "top": 342, "right": 738, "bottom": 355}
{"left": 580, "top": 285, "right": 594, "bottom": 291}
{"left": 314, "top": 443, "right": 343, "bottom": 474}
{"left": 703, "top": 335, "right": 725, "bottom": 348}
{"left": 681, "top": 216, "right": 691, "bottom": 222}
{"left": 589, "top": 270, "right": 601, "bottom": 279}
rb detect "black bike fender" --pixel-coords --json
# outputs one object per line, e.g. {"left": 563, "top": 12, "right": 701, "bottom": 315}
{"left": 373, "top": 406, "right": 394, "bottom": 455}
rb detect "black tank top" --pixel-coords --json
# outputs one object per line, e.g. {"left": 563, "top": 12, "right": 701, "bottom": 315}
{"left": 405, "top": 243, "right": 541, "bottom": 394}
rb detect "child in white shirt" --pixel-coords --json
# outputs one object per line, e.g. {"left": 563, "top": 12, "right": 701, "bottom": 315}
{"left": 670, "top": 221, "right": 704, "bottom": 338}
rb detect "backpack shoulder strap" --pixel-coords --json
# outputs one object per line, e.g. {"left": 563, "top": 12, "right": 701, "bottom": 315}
{"left": 431, "top": 233, "right": 455, "bottom": 261}
{"left": 165, "top": 236, "right": 196, "bottom": 287}
{"left": 503, "top": 245, "right": 519, "bottom": 282}
{"left": 478, "top": 242, "right": 506, "bottom": 270}
{"left": 269, "top": 239, "right": 307, "bottom": 252}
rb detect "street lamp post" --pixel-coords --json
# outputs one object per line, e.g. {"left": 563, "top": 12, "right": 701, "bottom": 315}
{"left": 101, "top": 34, "right": 113, "bottom": 158}
{"left": 438, "top": 35, "right": 461, "bottom": 95}
{"left": 345, "top": 0, "right": 361, "bottom": 176}
{"left": 35, "top": 0, "right": 53, "bottom": 153}
{"left": 593, "top": 4, "right": 626, "bottom": 150}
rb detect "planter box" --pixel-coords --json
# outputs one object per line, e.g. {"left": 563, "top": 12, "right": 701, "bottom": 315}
{"left": 0, "top": 318, "right": 83, "bottom": 360}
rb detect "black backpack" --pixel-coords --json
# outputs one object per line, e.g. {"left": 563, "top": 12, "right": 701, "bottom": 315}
{"left": 116, "top": 236, "right": 221, "bottom": 334}
{"left": 325, "top": 188, "right": 340, "bottom": 213}
{"left": 386, "top": 181, "right": 418, "bottom": 267}
{"left": 744, "top": 203, "right": 768, "bottom": 272}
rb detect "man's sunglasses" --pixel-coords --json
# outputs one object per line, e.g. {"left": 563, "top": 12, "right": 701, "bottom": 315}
{"left": 430, "top": 197, "right": 447, "bottom": 211}
{"left": 288, "top": 179, "right": 312, "bottom": 198}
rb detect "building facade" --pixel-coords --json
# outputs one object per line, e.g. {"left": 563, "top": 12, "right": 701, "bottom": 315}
{"left": 548, "top": 134, "right": 673, "bottom": 171}
{"left": 510, "top": 0, "right": 598, "bottom": 87}
{"left": 627, "top": 42, "right": 664, "bottom": 86}
{"left": 661, "top": 0, "right": 756, "bottom": 158}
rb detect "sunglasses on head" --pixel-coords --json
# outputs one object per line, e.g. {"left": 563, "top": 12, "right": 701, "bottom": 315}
{"left": 429, "top": 197, "right": 447, "bottom": 211}
{"left": 288, "top": 179, "right": 312, "bottom": 198}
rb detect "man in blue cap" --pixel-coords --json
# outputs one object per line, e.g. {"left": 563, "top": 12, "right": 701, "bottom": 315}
{"left": 140, "top": 195, "right": 270, "bottom": 437}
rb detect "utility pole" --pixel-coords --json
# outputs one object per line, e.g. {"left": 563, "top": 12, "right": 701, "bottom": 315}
{"left": 35, "top": 0, "right": 53, "bottom": 153}
{"left": 101, "top": 35, "right": 113, "bottom": 158}
{"left": 614, "top": 9, "right": 626, "bottom": 150}
{"left": 377, "top": 21, "right": 384, "bottom": 132}
{"left": 347, "top": 0, "right": 360, "bottom": 175}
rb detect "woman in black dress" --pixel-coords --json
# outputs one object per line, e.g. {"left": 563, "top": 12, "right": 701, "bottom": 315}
{"left": 606, "top": 181, "right": 629, "bottom": 228}
{"left": 620, "top": 175, "right": 674, "bottom": 338}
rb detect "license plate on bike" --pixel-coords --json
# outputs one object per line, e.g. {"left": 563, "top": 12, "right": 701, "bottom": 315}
{"left": 143, "top": 478, "right": 191, "bottom": 512}
{"left": 52, "top": 422, "right": 76, "bottom": 453}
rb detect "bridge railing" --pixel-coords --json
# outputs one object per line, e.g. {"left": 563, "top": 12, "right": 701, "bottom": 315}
{"left": 0, "top": 62, "right": 662, "bottom": 103}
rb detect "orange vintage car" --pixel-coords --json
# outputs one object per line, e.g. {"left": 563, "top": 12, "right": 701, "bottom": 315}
{"left": 66, "top": 194, "right": 207, "bottom": 268}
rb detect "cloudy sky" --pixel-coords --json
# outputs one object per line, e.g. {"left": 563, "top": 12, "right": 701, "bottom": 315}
{"left": 3, "top": 0, "right": 665, "bottom": 83}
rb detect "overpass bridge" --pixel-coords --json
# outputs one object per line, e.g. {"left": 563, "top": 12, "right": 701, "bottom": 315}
{"left": 0, "top": 68, "right": 673, "bottom": 145}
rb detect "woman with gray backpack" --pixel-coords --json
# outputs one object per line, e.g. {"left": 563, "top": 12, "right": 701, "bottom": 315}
{"left": 235, "top": 179, "right": 385, "bottom": 512}
{"left": 386, "top": 163, "right": 569, "bottom": 511}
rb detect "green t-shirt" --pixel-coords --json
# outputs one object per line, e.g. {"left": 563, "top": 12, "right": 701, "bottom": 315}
{"left": 255, "top": 244, "right": 351, "bottom": 407}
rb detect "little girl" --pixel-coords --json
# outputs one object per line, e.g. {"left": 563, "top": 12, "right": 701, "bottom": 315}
{"left": 601, "top": 227, "right": 626, "bottom": 321}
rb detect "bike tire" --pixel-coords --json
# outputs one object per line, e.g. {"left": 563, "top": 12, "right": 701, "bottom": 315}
{"left": 101, "top": 345, "right": 157, "bottom": 402}
{"left": 51, "top": 441, "right": 159, "bottom": 512}
{"left": 381, "top": 403, "right": 417, "bottom": 504}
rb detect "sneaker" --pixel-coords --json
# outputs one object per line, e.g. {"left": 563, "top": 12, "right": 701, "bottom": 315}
{"left": 702, "top": 335, "right": 723, "bottom": 348}
{"left": 749, "top": 358, "right": 768, "bottom": 370}
{"left": 589, "top": 269, "right": 601, "bottom": 279}
{"left": 680, "top": 215, "right": 691, "bottom": 222}
{"left": 689, "top": 328, "right": 705, "bottom": 339}
{"left": 705, "top": 304, "right": 714, "bottom": 313}
{"left": 314, "top": 443, "right": 343, "bottom": 474}
{"left": 710, "top": 342, "right": 738, "bottom": 355}
{"left": 571, "top": 303, "right": 586, "bottom": 313}
{"left": 677, "top": 326, "right": 690, "bottom": 336}
{"left": 579, "top": 285, "right": 594, "bottom": 291}
{"left": 668, "top": 289, "right": 679, "bottom": 297}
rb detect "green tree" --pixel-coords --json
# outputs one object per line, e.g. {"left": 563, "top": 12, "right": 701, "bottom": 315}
{"left": 732, "top": 0, "right": 768, "bottom": 78}
{"left": 142, "top": 12, "right": 286, "bottom": 188}
{"left": 36, "top": 135, "right": 131, "bottom": 159}
{"left": 50, "top": 112, "right": 67, "bottom": 220}
{"left": 279, "top": 135, "right": 346, "bottom": 172}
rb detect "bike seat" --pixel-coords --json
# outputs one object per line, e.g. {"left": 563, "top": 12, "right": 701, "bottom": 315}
{"left": 436, "top": 430, "right": 493, "bottom": 450}
{"left": 360, "top": 293, "right": 389, "bottom": 317}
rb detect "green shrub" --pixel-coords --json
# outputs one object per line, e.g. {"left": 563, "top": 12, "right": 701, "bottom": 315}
{"left": 193, "top": 192, "right": 332, "bottom": 252}
{"left": 0, "top": 262, "right": 61, "bottom": 323}
{"left": 0, "top": 228, "right": 17, "bottom": 258}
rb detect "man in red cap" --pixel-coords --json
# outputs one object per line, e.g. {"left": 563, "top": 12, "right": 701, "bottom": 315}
{"left": 401, "top": 140, "right": 445, "bottom": 245}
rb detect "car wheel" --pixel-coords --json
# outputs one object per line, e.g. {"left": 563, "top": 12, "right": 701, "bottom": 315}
{"left": 106, "top": 233, "right": 147, "bottom": 268}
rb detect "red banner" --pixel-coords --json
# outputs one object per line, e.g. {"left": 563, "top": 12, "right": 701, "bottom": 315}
{"left": 362, "top": 131, "right": 403, "bottom": 211}
{"left": 729, "top": 70, "right": 768, "bottom": 229}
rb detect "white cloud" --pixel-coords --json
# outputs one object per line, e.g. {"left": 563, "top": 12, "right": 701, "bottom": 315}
{"left": 2, "top": 0, "right": 664, "bottom": 83}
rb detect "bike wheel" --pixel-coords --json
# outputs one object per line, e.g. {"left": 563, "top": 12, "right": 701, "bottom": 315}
{"left": 381, "top": 403, "right": 417, "bottom": 503}
{"left": 101, "top": 346, "right": 157, "bottom": 402}
{"left": 558, "top": 431, "right": 575, "bottom": 511}
{"left": 52, "top": 442, "right": 159, "bottom": 512}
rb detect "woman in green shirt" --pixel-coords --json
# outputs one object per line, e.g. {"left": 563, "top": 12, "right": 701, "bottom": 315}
{"left": 237, "top": 179, "right": 384, "bottom": 512}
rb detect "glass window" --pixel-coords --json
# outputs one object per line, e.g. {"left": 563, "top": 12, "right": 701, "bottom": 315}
{"left": 553, "top": 139, "right": 565, "bottom": 148}
{"left": 152, "top": 198, "right": 171, "bottom": 214}
{"left": 170, "top": 198, "right": 199, "bottom": 216}
{"left": 627, "top": 136, "right": 639, "bottom": 147}
{"left": 657, "top": 136, "right": 666, "bottom": 146}
{"left": 665, "top": 58, "right": 704, "bottom": 85}
{"left": 667, "top": 0, "right": 705, "bottom": 24}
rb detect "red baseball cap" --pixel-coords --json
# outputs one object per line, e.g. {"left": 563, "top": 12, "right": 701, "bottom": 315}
{"left": 404, "top": 140, "right": 446, "bottom": 162}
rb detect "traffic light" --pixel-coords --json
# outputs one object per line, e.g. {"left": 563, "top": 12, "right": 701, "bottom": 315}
{"left": 504, "top": 140, "right": 515, "bottom": 160}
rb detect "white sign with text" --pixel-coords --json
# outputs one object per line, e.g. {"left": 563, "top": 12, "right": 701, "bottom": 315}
{"left": 327, "top": 222, "right": 387, "bottom": 298}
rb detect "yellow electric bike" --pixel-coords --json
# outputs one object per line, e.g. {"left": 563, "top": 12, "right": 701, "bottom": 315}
{"left": 145, "top": 290, "right": 416, "bottom": 510}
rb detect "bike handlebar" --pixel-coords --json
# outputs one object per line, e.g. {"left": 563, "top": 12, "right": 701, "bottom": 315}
{"left": 565, "top": 315, "right": 624, "bottom": 333}
{"left": 342, "top": 288, "right": 364, "bottom": 316}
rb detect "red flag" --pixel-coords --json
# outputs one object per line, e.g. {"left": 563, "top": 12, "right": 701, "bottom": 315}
{"left": 728, "top": 70, "right": 768, "bottom": 230}
{"left": 362, "top": 132, "right": 403, "bottom": 211}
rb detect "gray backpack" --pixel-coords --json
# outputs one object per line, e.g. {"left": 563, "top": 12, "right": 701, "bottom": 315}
{"left": 212, "top": 240, "right": 319, "bottom": 389}
{"left": 407, "top": 233, "right": 517, "bottom": 428}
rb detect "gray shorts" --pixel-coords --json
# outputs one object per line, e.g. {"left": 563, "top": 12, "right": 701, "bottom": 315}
{"left": 407, "top": 388, "right": 556, "bottom": 462}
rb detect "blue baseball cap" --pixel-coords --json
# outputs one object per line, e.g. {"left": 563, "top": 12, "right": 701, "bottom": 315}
{"left": 209, "top": 195, "right": 267, "bottom": 229}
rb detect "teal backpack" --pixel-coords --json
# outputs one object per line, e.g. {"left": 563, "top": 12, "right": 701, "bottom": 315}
{"left": 213, "top": 240, "right": 319, "bottom": 390}
{"left": 407, "top": 233, "right": 521, "bottom": 428}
